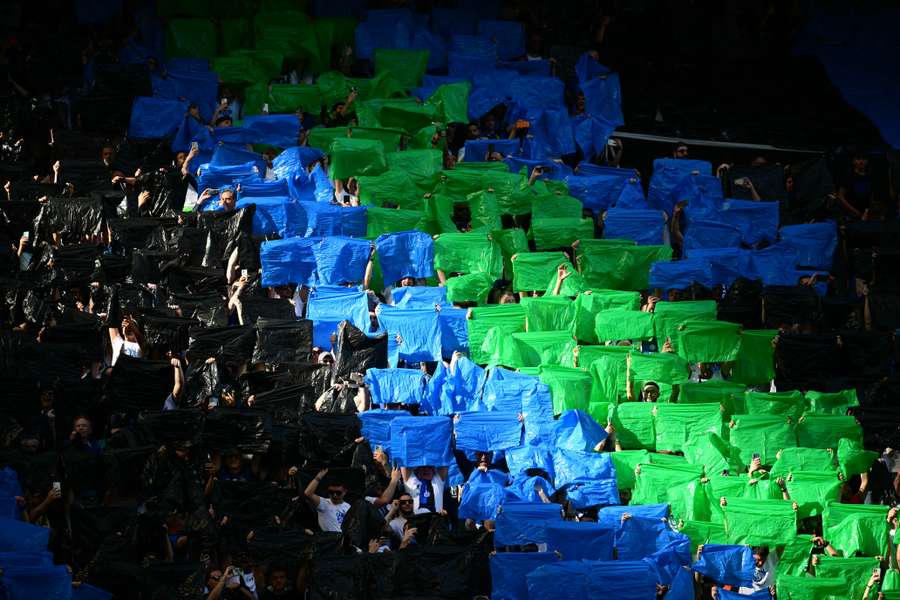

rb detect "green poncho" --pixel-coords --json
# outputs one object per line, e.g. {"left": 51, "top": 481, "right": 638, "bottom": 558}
{"left": 785, "top": 471, "right": 842, "bottom": 518}
{"left": 539, "top": 365, "right": 592, "bottom": 414}
{"left": 576, "top": 243, "right": 673, "bottom": 291}
{"left": 522, "top": 296, "right": 576, "bottom": 333}
{"left": 328, "top": 137, "right": 388, "bottom": 179}
{"left": 722, "top": 497, "right": 797, "bottom": 546}
{"left": 805, "top": 389, "right": 860, "bottom": 415}
{"left": 729, "top": 414, "right": 797, "bottom": 466}
{"left": 673, "top": 320, "right": 743, "bottom": 363}
{"left": 433, "top": 233, "right": 503, "bottom": 277}
{"left": 796, "top": 414, "right": 863, "bottom": 449}
{"left": 573, "top": 289, "right": 641, "bottom": 344}
{"left": 822, "top": 502, "right": 889, "bottom": 557}
{"left": 730, "top": 329, "right": 778, "bottom": 385}
{"left": 466, "top": 304, "right": 526, "bottom": 364}
{"left": 512, "top": 252, "right": 571, "bottom": 292}
{"left": 611, "top": 402, "right": 656, "bottom": 450}
{"left": 654, "top": 403, "right": 723, "bottom": 452}
{"left": 594, "top": 309, "right": 655, "bottom": 343}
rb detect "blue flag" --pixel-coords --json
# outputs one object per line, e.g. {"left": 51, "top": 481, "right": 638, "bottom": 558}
{"left": 375, "top": 231, "right": 435, "bottom": 285}
{"left": 454, "top": 411, "right": 523, "bottom": 451}
{"left": 693, "top": 543, "right": 756, "bottom": 587}
{"left": 363, "top": 368, "right": 425, "bottom": 406}
{"left": 389, "top": 415, "right": 453, "bottom": 466}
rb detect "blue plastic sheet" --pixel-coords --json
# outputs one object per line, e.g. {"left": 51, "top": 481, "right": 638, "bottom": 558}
{"left": 413, "top": 74, "right": 466, "bottom": 100}
{"left": 490, "top": 552, "right": 559, "bottom": 600}
{"left": 780, "top": 221, "right": 837, "bottom": 269}
{"left": 572, "top": 113, "right": 617, "bottom": 159}
{"left": 477, "top": 20, "right": 524, "bottom": 60}
{"left": 603, "top": 208, "right": 665, "bottom": 245}
{"left": 129, "top": 97, "right": 186, "bottom": 139}
{"left": 664, "top": 565, "right": 696, "bottom": 600}
{"left": 505, "top": 445, "right": 555, "bottom": 478}
{"left": 581, "top": 73, "right": 624, "bottom": 127}
{"left": 683, "top": 218, "right": 743, "bottom": 250}
{"left": 312, "top": 236, "right": 371, "bottom": 285}
{"left": 675, "top": 173, "right": 724, "bottom": 209}
{"left": 439, "top": 308, "right": 469, "bottom": 357}
{"left": 238, "top": 180, "right": 289, "bottom": 198}
{"left": 693, "top": 543, "right": 755, "bottom": 587}
{"left": 720, "top": 199, "right": 780, "bottom": 245}
{"left": 392, "top": 286, "right": 447, "bottom": 308}
{"left": 566, "top": 170, "right": 637, "bottom": 212}
{"left": 0, "top": 565, "right": 72, "bottom": 600}
{"left": 615, "top": 178, "right": 649, "bottom": 209}
{"left": 458, "top": 481, "right": 505, "bottom": 521}
{"left": 236, "top": 196, "right": 305, "bottom": 238}
{"left": 521, "top": 381, "right": 555, "bottom": 446}
{"left": 551, "top": 448, "right": 615, "bottom": 488}
{"left": 483, "top": 369, "right": 532, "bottom": 412}
{"left": 527, "top": 107, "right": 576, "bottom": 158}
{"left": 747, "top": 244, "right": 801, "bottom": 285}
{"left": 505, "top": 474, "right": 554, "bottom": 503}
{"left": 551, "top": 410, "right": 608, "bottom": 453}
{"left": 306, "top": 286, "right": 370, "bottom": 348}
{"left": 364, "top": 368, "right": 424, "bottom": 406}
{"left": 171, "top": 113, "right": 207, "bottom": 152}
{"left": 0, "top": 552, "right": 53, "bottom": 568}
{"left": 375, "top": 231, "right": 435, "bottom": 285}
{"left": 389, "top": 415, "right": 453, "bottom": 466}
{"left": 0, "top": 517, "right": 50, "bottom": 552}
{"left": 647, "top": 159, "right": 713, "bottom": 214}
{"left": 0, "top": 468, "right": 22, "bottom": 497}
{"left": 210, "top": 144, "right": 268, "bottom": 178}
{"left": 509, "top": 77, "right": 564, "bottom": 113}
{"left": 260, "top": 237, "right": 319, "bottom": 287}
{"left": 717, "top": 589, "right": 773, "bottom": 600}
{"left": 615, "top": 516, "right": 677, "bottom": 560}
{"left": 243, "top": 115, "right": 303, "bottom": 148}
{"left": 304, "top": 203, "right": 365, "bottom": 237}
{"left": 575, "top": 52, "right": 612, "bottom": 83}
{"left": 546, "top": 521, "right": 615, "bottom": 561}
{"left": 272, "top": 146, "right": 325, "bottom": 178}
{"left": 449, "top": 51, "right": 497, "bottom": 79}
{"left": 599, "top": 503, "right": 669, "bottom": 532}
{"left": 527, "top": 561, "right": 590, "bottom": 600}
{"left": 649, "top": 257, "right": 715, "bottom": 291}
{"left": 683, "top": 247, "right": 748, "bottom": 286}
{"left": 494, "top": 501, "right": 563, "bottom": 547}
{"left": 358, "top": 408, "right": 411, "bottom": 453}
{"left": 411, "top": 28, "right": 447, "bottom": 71}
{"left": 454, "top": 411, "right": 523, "bottom": 451}
{"left": 563, "top": 478, "right": 620, "bottom": 509}
{"left": 377, "top": 305, "right": 442, "bottom": 366}
{"left": 463, "top": 139, "right": 520, "bottom": 161}
{"left": 439, "top": 356, "right": 486, "bottom": 414}
{"left": 583, "top": 560, "right": 659, "bottom": 600}
{"left": 73, "top": 583, "right": 114, "bottom": 600}
{"left": 355, "top": 11, "right": 414, "bottom": 60}
{"left": 422, "top": 362, "right": 447, "bottom": 416}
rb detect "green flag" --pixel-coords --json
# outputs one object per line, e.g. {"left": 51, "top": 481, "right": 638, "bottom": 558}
{"left": 722, "top": 497, "right": 797, "bottom": 546}
{"left": 512, "top": 252, "right": 571, "bottom": 292}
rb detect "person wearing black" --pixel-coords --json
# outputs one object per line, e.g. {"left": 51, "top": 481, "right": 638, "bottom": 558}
{"left": 837, "top": 150, "right": 872, "bottom": 220}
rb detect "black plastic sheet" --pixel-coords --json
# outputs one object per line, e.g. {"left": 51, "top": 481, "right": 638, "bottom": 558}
{"left": 139, "top": 312, "right": 199, "bottom": 357}
{"left": 201, "top": 408, "right": 272, "bottom": 453}
{"left": 7, "top": 181, "right": 65, "bottom": 202}
{"left": 727, "top": 164, "right": 787, "bottom": 202}
{"left": 33, "top": 196, "right": 105, "bottom": 245}
{"left": 136, "top": 409, "right": 205, "bottom": 444}
{"left": 168, "top": 291, "right": 228, "bottom": 327}
{"left": 183, "top": 358, "right": 221, "bottom": 408}
{"left": 774, "top": 333, "right": 841, "bottom": 391}
{"left": 196, "top": 206, "right": 255, "bottom": 268}
{"left": 104, "top": 355, "right": 174, "bottom": 413}
{"left": 107, "top": 217, "right": 171, "bottom": 250}
{"left": 187, "top": 324, "right": 257, "bottom": 364}
{"left": 240, "top": 297, "right": 296, "bottom": 327}
{"left": 333, "top": 322, "right": 387, "bottom": 381}
{"left": 867, "top": 289, "right": 900, "bottom": 331}
{"left": 253, "top": 318, "right": 313, "bottom": 364}
{"left": 296, "top": 412, "right": 362, "bottom": 469}
{"left": 762, "top": 285, "right": 821, "bottom": 328}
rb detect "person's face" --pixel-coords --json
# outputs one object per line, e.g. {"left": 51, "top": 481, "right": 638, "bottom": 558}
{"left": 40, "top": 391, "right": 54, "bottom": 409}
{"left": 225, "top": 455, "right": 242, "bottom": 472}
{"left": 175, "top": 152, "right": 187, "bottom": 168}
{"left": 643, "top": 386, "right": 660, "bottom": 402}
{"left": 467, "top": 124, "right": 480, "bottom": 139}
{"left": 74, "top": 418, "right": 92, "bottom": 437}
{"left": 576, "top": 93, "right": 586, "bottom": 112}
{"left": 270, "top": 570, "right": 288, "bottom": 591}
{"left": 483, "top": 115, "right": 495, "bottom": 131}
{"left": 20, "top": 438, "right": 40, "bottom": 453}
{"left": 674, "top": 146, "right": 689, "bottom": 159}
{"left": 852, "top": 157, "right": 868, "bottom": 172}
{"left": 398, "top": 494, "right": 414, "bottom": 515}
{"left": 327, "top": 486, "right": 346, "bottom": 503}
{"left": 785, "top": 175, "right": 794, "bottom": 193}
{"left": 399, "top": 277, "right": 415, "bottom": 287}
{"left": 219, "top": 118, "right": 233, "bottom": 128}
{"left": 476, "top": 452, "right": 490, "bottom": 467}
{"left": 101, "top": 147, "right": 115, "bottom": 164}
{"left": 175, "top": 447, "right": 189, "bottom": 460}
{"left": 189, "top": 105, "right": 200, "bottom": 118}
{"left": 220, "top": 191, "right": 235, "bottom": 210}
{"left": 208, "top": 570, "right": 223, "bottom": 588}
{"left": 753, "top": 553, "right": 764, "bottom": 568}
{"left": 499, "top": 293, "right": 516, "bottom": 304}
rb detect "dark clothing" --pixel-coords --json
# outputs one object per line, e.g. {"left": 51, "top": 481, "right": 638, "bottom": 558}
{"left": 841, "top": 171, "right": 872, "bottom": 214}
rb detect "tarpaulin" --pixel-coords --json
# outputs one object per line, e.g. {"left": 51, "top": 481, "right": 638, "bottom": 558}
{"left": 454, "top": 411, "right": 522, "bottom": 451}
{"left": 729, "top": 414, "right": 797, "bottom": 466}
{"left": 649, "top": 258, "right": 716, "bottom": 291}
{"left": 796, "top": 414, "right": 862, "bottom": 449}
{"left": 494, "top": 501, "right": 563, "bottom": 547}
{"left": 776, "top": 574, "right": 849, "bottom": 600}
{"left": 721, "top": 497, "right": 797, "bottom": 546}
{"left": 806, "top": 389, "right": 859, "bottom": 415}
{"left": 647, "top": 158, "right": 713, "bottom": 214}
{"left": 434, "top": 232, "right": 503, "bottom": 278}
{"left": 389, "top": 415, "right": 452, "bottom": 466}
{"left": 306, "top": 286, "right": 370, "bottom": 348}
{"left": 730, "top": 329, "right": 777, "bottom": 385}
{"left": 785, "top": 470, "right": 841, "bottom": 518}
{"left": 458, "top": 480, "right": 505, "bottom": 521}
{"left": 311, "top": 236, "right": 371, "bottom": 285}
{"left": 490, "top": 552, "right": 559, "bottom": 600}
{"left": 673, "top": 319, "right": 742, "bottom": 363}
{"left": 328, "top": 138, "right": 388, "bottom": 180}
{"left": 385, "top": 149, "right": 442, "bottom": 180}
{"left": 823, "top": 502, "right": 889, "bottom": 557}
{"left": 539, "top": 365, "right": 592, "bottom": 415}
{"left": 632, "top": 463, "right": 705, "bottom": 523}
{"left": 260, "top": 236, "right": 319, "bottom": 286}
{"left": 550, "top": 409, "right": 607, "bottom": 453}
{"left": 252, "top": 318, "right": 313, "bottom": 364}
{"left": 512, "top": 252, "right": 571, "bottom": 292}
{"left": 522, "top": 296, "right": 576, "bottom": 334}
{"left": 683, "top": 218, "right": 743, "bottom": 250}
{"left": 577, "top": 243, "right": 673, "bottom": 291}
{"left": 545, "top": 521, "right": 614, "bottom": 561}
{"left": 593, "top": 309, "right": 654, "bottom": 343}
{"left": 467, "top": 304, "right": 526, "bottom": 365}
{"left": 770, "top": 447, "right": 836, "bottom": 478}
{"left": 128, "top": 96, "right": 186, "bottom": 139}
{"left": 693, "top": 544, "right": 755, "bottom": 587}
{"left": 482, "top": 330, "right": 574, "bottom": 369}
{"left": 564, "top": 477, "right": 620, "bottom": 509}
{"left": 652, "top": 300, "right": 718, "bottom": 346}
{"left": 836, "top": 438, "right": 877, "bottom": 477}
{"left": 551, "top": 448, "right": 615, "bottom": 489}
{"left": 376, "top": 305, "right": 442, "bottom": 365}
{"left": 780, "top": 221, "right": 838, "bottom": 269}
{"left": 363, "top": 368, "right": 424, "bottom": 406}
{"left": 614, "top": 516, "right": 682, "bottom": 560}
{"left": 655, "top": 403, "right": 723, "bottom": 451}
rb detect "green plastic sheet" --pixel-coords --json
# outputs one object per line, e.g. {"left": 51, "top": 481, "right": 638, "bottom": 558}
{"left": 594, "top": 309, "right": 655, "bottom": 342}
{"left": 678, "top": 520, "right": 728, "bottom": 555}
{"left": 785, "top": 471, "right": 841, "bottom": 518}
{"left": 352, "top": 127, "right": 405, "bottom": 152}
{"left": 673, "top": 319, "right": 742, "bottom": 363}
{"left": 822, "top": 502, "right": 889, "bottom": 557}
{"left": 654, "top": 403, "right": 723, "bottom": 451}
{"left": 312, "top": 18, "right": 357, "bottom": 74}
{"left": 434, "top": 232, "right": 502, "bottom": 277}
{"left": 466, "top": 304, "right": 526, "bottom": 364}
{"left": 386, "top": 150, "right": 443, "bottom": 180}
{"left": 576, "top": 344, "right": 629, "bottom": 370}
{"left": 329, "top": 137, "right": 387, "bottom": 179}
{"left": 837, "top": 438, "right": 878, "bottom": 477}
{"left": 484, "top": 330, "right": 575, "bottom": 369}
{"left": 629, "top": 351, "right": 690, "bottom": 386}
{"left": 611, "top": 402, "right": 656, "bottom": 450}
{"left": 532, "top": 193, "right": 584, "bottom": 220}
{"left": 577, "top": 243, "right": 673, "bottom": 291}
{"left": 815, "top": 556, "right": 879, "bottom": 600}
{"left": 420, "top": 194, "right": 457, "bottom": 234}
{"left": 212, "top": 55, "right": 268, "bottom": 85}
{"left": 307, "top": 127, "right": 349, "bottom": 150}
{"left": 357, "top": 171, "right": 419, "bottom": 208}
{"left": 679, "top": 380, "right": 747, "bottom": 419}
{"left": 777, "top": 575, "right": 849, "bottom": 600}
{"left": 731, "top": 329, "right": 778, "bottom": 385}
{"left": 491, "top": 228, "right": 529, "bottom": 277}
{"left": 166, "top": 18, "right": 217, "bottom": 58}
{"left": 365, "top": 207, "right": 423, "bottom": 239}
{"left": 796, "top": 414, "right": 862, "bottom": 449}
{"left": 652, "top": 300, "right": 718, "bottom": 345}
{"left": 484, "top": 172, "right": 534, "bottom": 216}
{"left": 722, "top": 497, "right": 797, "bottom": 546}
{"left": 883, "top": 569, "right": 900, "bottom": 591}
{"left": 589, "top": 354, "right": 629, "bottom": 405}
{"left": 467, "top": 190, "right": 502, "bottom": 231}
{"left": 632, "top": 462, "right": 706, "bottom": 523}
{"left": 729, "top": 414, "right": 797, "bottom": 466}
{"left": 706, "top": 475, "right": 749, "bottom": 523}
{"left": 445, "top": 272, "right": 494, "bottom": 304}
{"left": 743, "top": 390, "right": 806, "bottom": 422}
{"left": 219, "top": 18, "right": 252, "bottom": 55}
{"left": 512, "top": 252, "right": 571, "bottom": 292}
{"left": 539, "top": 365, "right": 592, "bottom": 414}
{"left": 268, "top": 83, "right": 324, "bottom": 114}
{"left": 770, "top": 447, "right": 837, "bottom": 478}
{"left": 573, "top": 290, "right": 642, "bottom": 344}
{"left": 777, "top": 535, "right": 814, "bottom": 577}
{"left": 522, "top": 296, "right": 576, "bottom": 333}
{"left": 607, "top": 449, "right": 649, "bottom": 490}
{"left": 375, "top": 49, "right": 430, "bottom": 89}
{"left": 805, "top": 389, "right": 859, "bottom": 416}
{"left": 426, "top": 82, "right": 470, "bottom": 124}
{"left": 531, "top": 218, "right": 594, "bottom": 250}
{"left": 365, "top": 99, "right": 439, "bottom": 135}
{"left": 682, "top": 432, "right": 742, "bottom": 476}
{"left": 231, "top": 50, "right": 285, "bottom": 79}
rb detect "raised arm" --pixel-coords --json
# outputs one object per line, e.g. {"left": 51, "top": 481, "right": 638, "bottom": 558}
{"left": 304, "top": 468, "right": 327, "bottom": 508}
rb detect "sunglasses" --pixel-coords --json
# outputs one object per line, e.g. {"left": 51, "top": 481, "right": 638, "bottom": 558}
{"left": 328, "top": 490, "right": 344, "bottom": 496}
{"left": 399, "top": 499, "right": 413, "bottom": 505}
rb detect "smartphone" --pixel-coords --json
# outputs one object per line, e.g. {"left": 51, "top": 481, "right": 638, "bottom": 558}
{"left": 607, "top": 138, "right": 617, "bottom": 147}
{"left": 220, "top": 97, "right": 229, "bottom": 107}
{"left": 752, "top": 452, "right": 760, "bottom": 461}
{"left": 261, "top": 103, "right": 269, "bottom": 114}
{"left": 22, "top": 231, "right": 29, "bottom": 241}
{"left": 375, "top": 444, "right": 383, "bottom": 453}
{"left": 190, "top": 141, "right": 199, "bottom": 152}
{"left": 241, "top": 269, "right": 249, "bottom": 279}
{"left": 232, "top": 567, "right": 243, "bottom": 577}
{"left": 207, "top": 188, "right": 220, "bottom": 195}
{"left": 52, "top": 482, "right": 61, "bottom": 493}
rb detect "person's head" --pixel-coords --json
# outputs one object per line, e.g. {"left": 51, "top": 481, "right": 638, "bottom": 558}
{"left": 219, "top": 188, "right": 236, "bottom": 211}
{"left": 399, "top": 276, "right": 415, "bottom": 287}
{"left": 481, "top": 113, "right": 496, "bottom": 133}
{"left": 206, "top": 568, "right": 223, "bottom": 589}
{"left": 325, "top": 483, "right": 347, "bottom": 504}
{"left": 851, "top": 150, "right": 868, "bottom": 174}
{"left": 413, "top": 466, "right": 435, "bottom": 480}
{"left": 475, "top": 451, "right": 491, "bottom": 468}
{"left": 575, "top": 92, "right": 586, "bottom": 114}
{"left": 74, "top": 415, "right": 92, "bottom": 438}
{"left": 752, "top": 546, "right": 769, "bottom": 568}
{"left": 223, "top": 449, "right": 242, "bottom": 473}
{"left": 39, "top": 388, "right": 55, "bottom": 410}
{"left": 268, "top": 566, "right": 289, "bottom": 592}
{"left": 466, "top": 121, "right": 480, "bottom": 140}
{"left": 397, "top": 493, "right": 414, "bottom": 516}
{"left": 673, "top": 143, "right": 689, "bottom": 159}
{"left": 101, "top": 145, "right": 115, "bottom": 165}
{"left": 173, "top": 441, "right": 191, "bottom": 461}
{"left": 785, "top": 173, "right": 794, "bottom": 193}
{"left": 318, "top": 352, "right": 334, "bottom": 366}
{"left": 174, "top": 151, "right": 187, "bottom": 169}
{"left": 498, "top": 291, "right": 517, "bottom": 304}
{"left": 20, "top": 434, "right": 40, "bottom": 453}
{"left": 641, "top": 382, "right": 660, "bottom": 402}
{"left": 215, "top": 116, "right": 232, "bottom": 128}
{"left": 188, "top": 103, "right": 200, "bottom": 119}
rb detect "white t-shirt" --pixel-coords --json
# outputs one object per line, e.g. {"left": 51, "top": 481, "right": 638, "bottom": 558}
{"left": 111, "top": 337, "right": 142, "bottom": 366}
{"left": 316, "top": 498, "right": 351, "bottom": 532}
{"left": 404, "top": 475, "right": 445, "bottom": 513}
{"left": 388, "top": 507, "right": 429, "bottom": 539}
